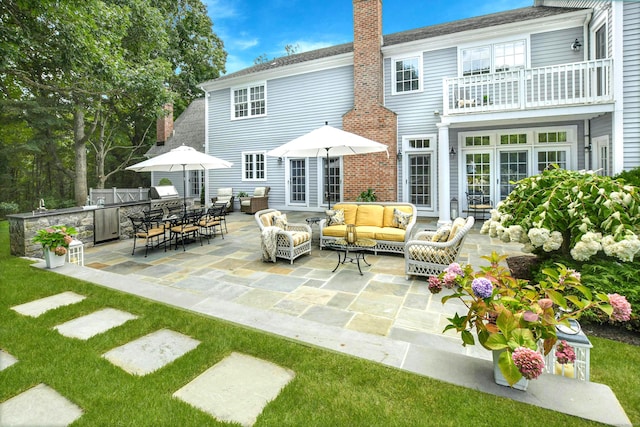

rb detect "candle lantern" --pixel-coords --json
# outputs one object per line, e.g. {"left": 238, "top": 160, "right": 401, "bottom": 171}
{"left": 345, "top": 224, "right": 357, "bottom": 244}
{"left": 450, "top": 197, "right": 459, "bottom": 219}
{"left": 544, "top": 319, "right": 593, "bottom": 381}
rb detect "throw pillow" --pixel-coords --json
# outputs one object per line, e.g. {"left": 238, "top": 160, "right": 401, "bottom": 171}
{"left": 393, "top": 208, "right": 412, "bottom": 230}
{"left": 272, "top": 214, "right": 288, "bottom": 229}
{"left": 431, "top": 226, "right": 451, "bottom": 242}
{"left": 325, "top": 209, "right": 345, "bottom": 226}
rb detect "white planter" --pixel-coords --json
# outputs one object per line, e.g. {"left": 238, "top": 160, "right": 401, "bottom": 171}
{"left": 44, "top": 249, "right": 66, "bottom": 269}
{"left": 492, "top": 349, "right": 529, "bottom": 391}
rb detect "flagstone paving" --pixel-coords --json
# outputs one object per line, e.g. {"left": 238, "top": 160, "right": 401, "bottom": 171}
{"left": 10, "top": 291, "right": 86, "bottom": 317}
{"left": 53, "top": 308, "right": 138, "bottom": 340}
{"left": 173, "top": 352, "right": 295, "bottom": 427}
{"left": 102, "top": 329, "right": 200, "bottom": 376}
{"left": 0, "top": 383, "right": 83, "bottom": 426}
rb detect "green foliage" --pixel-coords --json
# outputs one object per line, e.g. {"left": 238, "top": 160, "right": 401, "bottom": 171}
{"left": 0, "top": 202, "right": 19, "bottom": 218}
{"left": 356, "top": 188, "right": 377, "bottom": 202}
{"left": 32, "top": 225, "right": 77, "bottom": 253}
{"left": 533, "top": 256, "right": 640, "bottom": 332}
{"left": 615, "top": 167, "right": 640, "bottom": 187}
{"left": 237, "top": 191, "right": 249, "bottom": 197}
{"left": 482, "top": 167, "right": 640, "bottom": 262}
{"left": 158, "top": 177, "right": 173, "bottom": 185}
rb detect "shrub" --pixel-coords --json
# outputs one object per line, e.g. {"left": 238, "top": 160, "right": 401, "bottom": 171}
{"left": 615, "top": 167, "right": 640, "bottom": 187}
{"left": 481, "top": 167, "right": 640, "bottom": 262}
{"left": 356, "top": 188, "right": 377, "bottom": 202}
{"left": 158, "top": 178, "right": 172, "bottom": 185}
{"left": 0, "top": 202, "right": 19, "bottom": 219}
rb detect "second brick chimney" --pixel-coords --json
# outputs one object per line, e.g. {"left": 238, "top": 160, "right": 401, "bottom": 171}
{"left": 343, "top": 0, "right": 397, "bottom": 202}
{"left": 156, "top": 103, "right": 174, "bottom": 146}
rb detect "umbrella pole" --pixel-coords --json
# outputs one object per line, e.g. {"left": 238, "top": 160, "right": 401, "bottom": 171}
{"left": 325, "top": 150, "right": 330, "bottom": 210}
{"left": 182, "top": 165, "right": 187, "bottom": 216}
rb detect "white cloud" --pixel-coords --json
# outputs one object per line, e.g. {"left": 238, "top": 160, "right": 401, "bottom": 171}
{"left": 224, "top": 54, "right": 256, "bottom": 74}
{"left": 203, "top": 0, "right": 238, "bottom": 20}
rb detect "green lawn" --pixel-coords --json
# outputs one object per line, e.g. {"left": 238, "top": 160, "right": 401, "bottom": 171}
{"left": 1, "top": 221, "right": 637, "bottom": 426}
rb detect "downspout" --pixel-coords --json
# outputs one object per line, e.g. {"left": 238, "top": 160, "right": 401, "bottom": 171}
{"left": 582, "top": 12, "right": 592, "bottom": 171}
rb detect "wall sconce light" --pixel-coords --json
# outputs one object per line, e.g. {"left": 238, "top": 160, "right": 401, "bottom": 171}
{"left": 278, "top": 157, "right": 283, "bottom": 164}
{"left": 584, "top": 140, "right": 592, "bottom": 152}
{"left": 571, "top": 38, "right": 582, "bottom": 52}
{"left": 449, "top": 146, "right": 457, "bottom": 156}
{"left": 397, "top": 149, "right": 402, "bottom": 161}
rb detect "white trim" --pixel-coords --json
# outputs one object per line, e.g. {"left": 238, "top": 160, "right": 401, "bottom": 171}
{"left": 592, "top": 135, "right": 610, "bottom": 176}
{"left": 611, "top": 0, "right": 624, "bottom": 174}
{"left": 285, "top": 158, "right": 309, "bottom": 208}
{"left": 400, "top": 134, "right": 437, "bottom": 214}
{"left": 390, "top": 53, "right": 424, "bottom": 95}
{"left": 204, "top": 92, "right": 210, "bottom": 205}
{"left": 457, "top": 36, "right": 530, "bottom": 77}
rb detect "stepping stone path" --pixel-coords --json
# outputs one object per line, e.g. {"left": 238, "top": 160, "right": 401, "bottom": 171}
{"left": 0, "top": 349, "right": 18, "bottom": 371}
{"left": 54, "top": 308, "right": 138, "bottom": 340}
{"left": 0, "top": 383, "right": 83, "bottom": 426}
{"left": 174, "top": 352, "right": 295, "bottom": 427}
{"left": 4, "top": 291, "right": 296, "bottom": 426}
{"left": 102, "top": 329, "right": 201, "bottom": 376}
{"left": 11, "top": 291, "right": 86, "bottom": 317}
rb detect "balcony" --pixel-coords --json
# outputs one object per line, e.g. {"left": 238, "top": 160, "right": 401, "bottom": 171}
{"left": 443, "top": 59, "right": 613, "bottom": 116}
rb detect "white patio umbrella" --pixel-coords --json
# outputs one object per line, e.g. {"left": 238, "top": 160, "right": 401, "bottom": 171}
{"left": 266, "top": 123, "right": 389, "bottom": 208}
{"left": 126, "top": 145, "right": 233, "bottom": 212}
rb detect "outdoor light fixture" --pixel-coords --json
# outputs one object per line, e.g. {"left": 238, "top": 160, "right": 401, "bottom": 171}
{"left": 397, "top": 148, "right": 402, "bottom": 161}
{"left": 278, "top": 157, "right": 283, "bottom": 164}
{"left": 449, "top": 146, "right": 457, "bottom": 156}
{"left": 571, "top": 38, "right": 582, "bottom": 52}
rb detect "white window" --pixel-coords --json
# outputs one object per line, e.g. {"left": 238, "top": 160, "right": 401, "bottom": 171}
{"left": 242, "top": 151, "right": 266, "bottom": 181}
{"left": 232, "top": 83, "right": 266, "bottom": 119}
{"left": 461, "top": 40, "right": 526, "bottom": 76}
{"left": 392, "top": 56, "right": 421, "bottom": 94}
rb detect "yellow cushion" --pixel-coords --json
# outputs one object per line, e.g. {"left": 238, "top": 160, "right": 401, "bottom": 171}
{"left": 431, "top": 226, "right": 451, "bottom": 242}
{"left": 355, "top": 205, "right": 384, "bottom": 227}
{"left": 383, "top": 205, "right": 412, "bottom": 227}
{"left": 291, "top": 231, "right": 311, "bottom": 245}
{"left": 352, "top": 226, "right": 378, "bottom": 240}
{"left": 260, "top": 211, "right": 279, "bottom": 227}
{"left": 333, "top": 204, "right": 358, "bottom": 225}
{"left": 322, "top": 224, "right": 347, "bottom": 237}
{"left": 448, "top": 217, "right": 466, "bottom": 242}
{"left": 375, "top": 227, "right": 406, "bottom": 242}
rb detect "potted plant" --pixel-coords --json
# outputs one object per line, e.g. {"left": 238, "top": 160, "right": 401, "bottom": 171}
{"left": 428, "top": 252, "right": 632, "bottom": 389}
{"left": 33, "top": 225, "right": 77, "bottom": 268}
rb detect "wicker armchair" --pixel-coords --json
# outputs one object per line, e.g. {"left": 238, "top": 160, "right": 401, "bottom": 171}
{"left": 404, "top": 216, "right": 475, "bottom": 279}
{"left": 240, "top": 186, "right": 270, "bottom": 214}
{"left": 211, "top": 187, "right": 234, "bottom": 213}
{"left": 255, "top": 208, "right": 311, "bottom": 264}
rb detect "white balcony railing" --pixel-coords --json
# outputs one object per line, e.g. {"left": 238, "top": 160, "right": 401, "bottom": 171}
{"left": 443, "top": 59, "right": 613, "bottom": 115}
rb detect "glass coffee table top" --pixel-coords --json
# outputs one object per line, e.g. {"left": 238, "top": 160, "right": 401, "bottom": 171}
{"left": 325, "top": 238, "right": 377, "bottom": 275}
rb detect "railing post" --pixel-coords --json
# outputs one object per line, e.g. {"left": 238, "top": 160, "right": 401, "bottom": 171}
{"left": 519, "top": 69, "right": 526, "bottom": 110}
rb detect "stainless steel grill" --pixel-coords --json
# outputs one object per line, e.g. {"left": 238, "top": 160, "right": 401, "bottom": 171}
{"left": 149, "top": 185, "right": 183, "bottom": 212}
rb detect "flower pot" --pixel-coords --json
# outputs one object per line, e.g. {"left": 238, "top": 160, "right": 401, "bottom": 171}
{"left": 492, "top": 350, "right": 529, "bottom": 391}
{"left": 44, "top": 249, "right": 66, "bottom": 269}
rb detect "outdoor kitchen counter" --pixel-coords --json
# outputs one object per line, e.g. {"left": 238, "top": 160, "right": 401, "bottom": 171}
{"left": 7, "top": 201, "right": 149, "bottom": 258}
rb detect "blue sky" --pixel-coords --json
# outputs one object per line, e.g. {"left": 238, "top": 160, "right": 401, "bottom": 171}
{"left": 205, "top": 0, "right": 532, "bottom": 74}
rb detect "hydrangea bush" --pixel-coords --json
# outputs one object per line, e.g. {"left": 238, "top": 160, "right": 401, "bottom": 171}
{"left": 480, "top": 167, "right": 640, "bottom": 262}
{"left": 429, "top": 252, "right": 632, "bottom": 386}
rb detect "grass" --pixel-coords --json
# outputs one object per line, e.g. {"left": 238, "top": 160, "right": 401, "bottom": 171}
{"left": 1, "top": 221, "right": 638, "bottom": 426}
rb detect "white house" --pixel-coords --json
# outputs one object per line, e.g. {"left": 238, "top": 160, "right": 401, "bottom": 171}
{"left": 182, "top": 0, "right": 639, "bottom": 223}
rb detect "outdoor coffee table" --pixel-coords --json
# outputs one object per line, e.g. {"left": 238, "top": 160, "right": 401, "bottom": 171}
{"left": 325, "top": 238, "right": 376, "bottom": 275}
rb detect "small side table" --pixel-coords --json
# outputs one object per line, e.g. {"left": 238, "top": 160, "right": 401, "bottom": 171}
{"left": 305, "top": 216, "right": 322, "bottom": 226}
{"left": 67, "top": 239, "right": 84, "bottom": 266}
{"left": 325, "top": 238, "right": 377, "bottom": 275}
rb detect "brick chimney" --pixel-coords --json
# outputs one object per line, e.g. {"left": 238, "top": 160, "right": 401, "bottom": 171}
{"left": 156, "top": 103, "right": 173, "bottom": 146}
{"left": 343, "top": 0, "right": 397, "bottom": 202}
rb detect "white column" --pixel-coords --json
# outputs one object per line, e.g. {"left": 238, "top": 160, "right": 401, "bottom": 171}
{"left": 437, "top": 122, "right": 451, "bottom": 225}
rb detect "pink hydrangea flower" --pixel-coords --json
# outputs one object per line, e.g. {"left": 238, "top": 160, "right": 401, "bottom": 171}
{"left": 608, "top": 293, "right": 632, "bottom": 322}
{"left": 538, "top": 298, "right": 553, "bottom": 309}
{"left": 442, "top": 272, "right": 458, "bottom": 288}
{"left": 428, "top": 276, "right": 442, "bottom": 294}
{"left": 555, "top": 340, "right": 576, "bottom": 365}
{"left": 444, "top": 263, "right": 464, "bottom": 276}
{"left": 512, "top": 347, "right": 545, "bottom": 380}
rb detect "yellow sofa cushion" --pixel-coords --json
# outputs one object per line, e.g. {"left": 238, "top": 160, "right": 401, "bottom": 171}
{"left": 375, "top": 227, "right": 406, "bottom": 242}
{"left": 322, "top": 224, "right": 347, "bottom": 237}
{"left": 352, "top": 225, "right": 378, "bottom": 240}
{"left": 333, "top": 203, "right": 358, "bottom": 225}
{"left": 355, "top": 205, "right": 384, "bottom": 227}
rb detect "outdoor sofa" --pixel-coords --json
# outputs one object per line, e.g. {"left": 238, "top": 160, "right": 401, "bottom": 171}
{"left": 319, "top": 202, "right": 417, "bottom": 254}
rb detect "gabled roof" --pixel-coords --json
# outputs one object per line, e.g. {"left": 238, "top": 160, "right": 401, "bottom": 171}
{"left": 204, "top": 6, "right": 586, "bottom": 85}
{"left": 145, "top": 97, "right": 205, "bottom": 158}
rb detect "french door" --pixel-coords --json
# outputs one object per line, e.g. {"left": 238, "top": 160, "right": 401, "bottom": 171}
{"left": 286, "top": 158, "right": 308, "bottom": 206}
{"left": 406, "top": 153, "right": 434, "bottom": 210}
{"left": 321, "top": 157, "right": 341, "bottom": 207}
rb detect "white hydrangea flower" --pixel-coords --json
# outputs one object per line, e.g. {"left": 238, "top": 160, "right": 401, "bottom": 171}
{"left": 528, "top": 228, "right": 550, "bottom": 248}
{"left": 480, "top": 220, "right": 491, "bottom": 234}
{"left": 522, "top": 243, "right": 535, "bottom": 253}
{"left": 490, "top": 209, "right": 501, "bottom": 221}
{"left": 578, "top": 222, "right": 588, "bottom": 233}
{"left": 508, "top": 225, "right": 525, "bottom": 243}
{"left": 542, "top": 231, "right": 563, "bottom": 252}
{"left": 489, "top": 221, "right": 499, "bottom": 238}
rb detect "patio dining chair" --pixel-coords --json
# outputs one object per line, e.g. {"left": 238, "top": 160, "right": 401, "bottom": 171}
{"left": 128, "top": 215, "right": 167, "bottom": 257}
{"left": 466, "top": 192, "right": 493, "bottom": 221}
{"left": 169, "top": 210, "right": 204, "bottom": 251}
{"left": 199, "top": 205, "right": 225, "bottom": 241}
